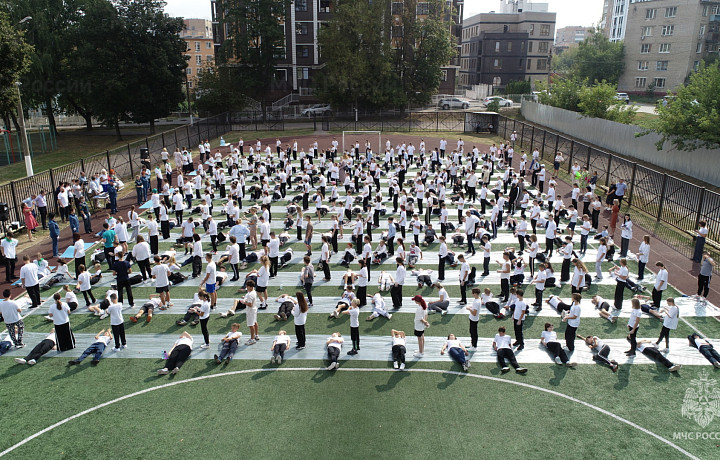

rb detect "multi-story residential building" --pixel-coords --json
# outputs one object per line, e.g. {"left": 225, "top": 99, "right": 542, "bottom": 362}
{"left": 554, "top": 25, "right": 593, "bottom": 54}
{"left": 211, "top": 0, "right": 462, "bottom": 103}
{"left": 181, "top": 19, "right": 214, "bottom": 88}
{"left": 618, "top": 0, "right": 720, "bottom": 95}
{"left": 601, "top": 0, "right": 631, "bottom": 42}
{"left": 460, "top": 9, "right": 556, "bottom": 90}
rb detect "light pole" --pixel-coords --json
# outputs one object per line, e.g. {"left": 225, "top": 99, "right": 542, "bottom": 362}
{"left": 185, "top": 72, "right": 194, "bottom": 126}
{"left": 15, "top": 82, "right": 33, "bottom": 176}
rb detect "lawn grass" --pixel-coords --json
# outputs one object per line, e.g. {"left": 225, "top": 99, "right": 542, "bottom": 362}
{"left": 0, "top": 358, "right": 710, "bottom": 459}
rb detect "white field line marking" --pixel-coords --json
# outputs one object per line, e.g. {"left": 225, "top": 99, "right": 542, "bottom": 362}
{"left": 0, "top": 368, "right": 699, "bottom": 460}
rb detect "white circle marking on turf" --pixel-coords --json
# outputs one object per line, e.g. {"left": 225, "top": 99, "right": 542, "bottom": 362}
{"left": 0, "top": 367, "right": 700, "bottom": 460}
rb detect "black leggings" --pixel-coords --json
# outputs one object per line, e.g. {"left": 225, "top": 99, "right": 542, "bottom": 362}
{"left": 166, "top": 344, "right": 191, "bottom": 369}
{"left": 657, "top": 326, "right": 672, "bottom": 348}
{"left": 200, "top": 317, "right": 210, "bottom": 345}
{"left": 111, "top": 323, "right": 126, "bottom": 348}
{"left": 295, "top": 324, "right": 306, "bottom": 347}
{"left": 328, "top": 346, "right": 340, "bottom": 363}
{"left": 350, "top": 326, "right": 360, "bottom": 350}
{"left": 25, "top": 339, "right": 55, "bottom": 361}
{"left": 392, "top": 344, "right": 406, "bottom": 364}
{"left": 82, "top": 289, "right": 96, "bottom": 306}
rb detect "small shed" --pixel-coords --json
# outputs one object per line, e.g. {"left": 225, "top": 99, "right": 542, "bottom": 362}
{"left": 464, "top": 112, "right": 499, "bottom": 134}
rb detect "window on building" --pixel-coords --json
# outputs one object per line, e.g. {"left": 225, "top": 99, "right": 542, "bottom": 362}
{"left": 659, "top": 43, "right": 671, "bottom": 53}
{"left": 319, "top": 0, "right": 332, "bottom": 13}
{"left": 297, "top": 67, "right": 309, "bottom": 80}
{"left": 696, "top": 42, "right": 703, "bottom": 53}
{"left": 495, "top": 41, "right": 500, "bottom": 52}
{"left": 416, "top": 2, "right": 429, "bottom": 15}
{"left": 195, "top": 42, "right": 201, "bottom": 51}
{"left": 296, "top": 23, "right": 308, "bottom": 34}
{"left": 638, "top": 60, "right": 649, "bottom": 70}
{"left": 206, "top": 42, "right": 212, "bottom": 49}
{"left": 540, "top": 24, "right": 550, "bottom": 36}
{"left": 703, "top": 5, "right": 709, "bottom": 16}
{"left": 197, "top": 68, "right": 202, "bottom": 75}
{"left": 699, "top": 25, "right": 706, "bottom": 39}
{"left": 186, "top": 68, "right": 192, "bottom": 75}
{"left": 521, "top": 41, "right": 525, "bottom": 51}
{"left": 538, "top": 41, "right": 548, "bottom": 53}
{"left": 274, "top": 69, "right": 287, "bottom": 81}
{"left": 528, "top": 41, "right": 533, "bottom": 52}
{"left": 206, "top": 55, "right": 213, "bottom": 62}
{"left": 518, "top": 59, "right": 524, "bottom": 69}
{"left": 694, "top": 60, "right": 700, "bottom": 71}
{"left": 527, "top": 58, "right": 532, "bottom": 69}
{"left": 528, "top": 24, "right": 534, "bottom": 36}
{"left": 507, "top": 41, "right": 512, "bottom": 52}
{"left": 297, "top": 45, "right": 310, "bottom": 57}
{"left": 635, "top": 77, "right": 646, "bottom": 88}
{"left": 536, "top": 58, "right": 547, "bottom": 70}
{"left": 295, "top": 0, "right": 307, "bottom": 11}
{"left": 392, "top": 2, "right": 403, "bottom": 14}
{"left": 641, "top": 43, "right": 651, "bottom": 53}
{"left": 661, "top": 25, "right": 674, "bottom": 36}
{"left": 646, "top": 8, "right": 656, "bottom": 19}
{"left": 392, "top": 26, "right": 403, "bottom": 37}
{"left": 196, "top": 55, "right": 202, "bottom": 65}
{"left": 440, "top": 69, "right": 447, "bottom": 81}
{"left": 494, "top": 59, "right": 502, "bottom": 69}
{"left": 654, "top": 77, "right": 666, "bottom": 88}
{"left": 188, "top": 81, "right": 193, "bottom": 88}
{"left": 641, "top": 26, "right": 653, "bottom": 37}
{"left": 664, "top": 7, "right": 677, "bottom": 18}
{"left": 656, "top": 60, "right": 668, "bottom": 71}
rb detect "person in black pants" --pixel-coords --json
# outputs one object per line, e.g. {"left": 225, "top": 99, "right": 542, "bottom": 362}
{"left": 637, "top": 340, "right": 681, "bottom": 372}
{"left": 512, "top": 290, "right": 526, "bottom": 350}
{"left": 301, "top": 256, "right": 315, "bottom": 306}
{"left": 112, "top": 252, "right": 134, "bottom": 307}
{"left": 688, "top": 333, "right": 720, "bottom": 368}
{"left": 14, "top": 328, "right": 56, "bottom": 365}
{"left": 157, "top": 332, "right": 194, "bottom": 375}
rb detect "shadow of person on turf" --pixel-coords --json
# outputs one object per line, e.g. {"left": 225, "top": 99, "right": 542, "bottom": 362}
{"left": 437, "top": 370, "right": 465, "bottom": 389}
{"left": 375, "top": 369, "right": 411, "bottom": 392}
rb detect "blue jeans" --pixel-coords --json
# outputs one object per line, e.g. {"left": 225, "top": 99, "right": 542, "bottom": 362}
{"left": 136, "top": 188, "right": 144, "bottom": 205}
{"left": 51, "top": 235, "right": 59, "bottom": 257}
{"left": 77, "top": 342, "right": 106, "bottom": 362}
{"left": 219, "top": 340, "right": 239, "bottom": 360}
{"left": 448, "top": 347, "right": 466, "bottom": 365}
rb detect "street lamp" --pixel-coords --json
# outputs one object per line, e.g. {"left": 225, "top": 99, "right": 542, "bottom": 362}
{"left": 18, "top": 16, "right": 32, "bottom": 24}
{"left": 15, "top": 82, "right": 33, "bottom": 176}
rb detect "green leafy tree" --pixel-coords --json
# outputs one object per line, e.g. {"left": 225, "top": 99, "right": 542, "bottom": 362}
{"left": 649, "top": 61, "right": 720, "bottom": 151}
{"left": 537, "top": 78, "right": 582, "bottom": 112}
{"left": 194, "top": 65, "right": 247, "bottom": 116}
{"left": 578, "top": 81, "right": 636, "bottom": 123}
{"left": 504, "top": 79, "right": 532, "bottom": 95}
{"left": 215, "top": 0, "right": 291, "bottom": 110}
{"left": 316, "top": 0, "right": 397, "bottom": 109}
{"left": 0, "top": 10, "right": 33, "bottom": 131}
{"left": 551, "top": 46, "right": 578, "bottom": 76}
{"left": 486, "top": 99, "right": 500, "bottom": 112}
{"left": 568, "top": 30, "right": 624, "bottom": 85}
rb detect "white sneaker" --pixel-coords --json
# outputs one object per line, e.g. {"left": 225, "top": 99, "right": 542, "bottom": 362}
{"left": 246, "top": 339, "right": 256, "bottom": 345}
{"left": 393, "top": 361, "right": 399, "bottom": 369}
{"left": 413, "top": 352, "right": 424, "bottom": 358}
{"left": 200, "top": 344, "right": 210, "bottom": 349}
{"left": 441, "top": 310, "right": 447, "bottom": 316}
{"left": 669, "top": 364, "right": 682, "bottom": 372}
{"left": 14, "top": 358, "right": 26, "bottom": 365}
{"left": 171, "top": 367, "right": 180, "bottom": 374}
{"left": 662, "top": 348, "right": 670, "bottom": 353}
{"left": 99, "top": 312, "right": 108, "bottom": 320}
{"left": 112, "top": 347, "right": 120, "bottom": 352}
{"left": 94, "top": 311, "right": 101, "bottom": 316}
{"left": 387, "top": 314, "right": 392, "bottom": 320}
{"left": 270, "top": 355, "right": 276, "bottom": 364}
{"left": 157, "top": 368, "right": 169, "bottom": 375}
{"left": 555, "top": 356, "right": 562, "bottom": 365}
{"left": 326, "top": 363, "right": 335, "bottom": 371}
{"left": 399, "top": 363, "right": 405, "bottom": 370}
{"left": 470, "top": 347, "right": 477, "bottom": 351}
{"left": 44, "top": 315, "right": 52, "bottom": 321}
{"left": 276, "top": 355, "right": 282, "bottom": 364}
{"left": 122, "top": 344, "right": 128, "bottom": 349}
{"left": 27, "top": 359, "right": 36, "bottom": 365}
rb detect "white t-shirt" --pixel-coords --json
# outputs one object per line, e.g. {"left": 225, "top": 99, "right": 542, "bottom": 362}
{"left": 205, "top": 261, "right": 217, "bottom": 284}
{"left": 20, "top": 263, "right": 39, "bottom": 287}
{"left": 152, "top": 264, "right": 170, "bottom": 287}
{"left": 654, "top": 268, "right": 668, "bottom": 291}
{"left": 267, "top": 239, "right": 280, "bottom": 258}
{"left": 175, "top": 336, "right": 194, "bottom": 348}
{"left": 348, "top": 308, "right": 360, "bottom": 328}
{"left": 108, "top": 303, "right": 124, "bottom": 326}
{"left": 78, "top": 271, "right": 92, "bottom": 291}
{"left": 567, "top": 303, "right": 581, "bottom": 328}
{"left": 663, "top": 305, "right": 679, "bottom": 330}
{"left": 414, "top": 305, "right": 427, "bottom": 331}
{"left": 494, "top": 334, "right": 512, "bottom": 350}
{"left": 50, "top": 303, "right": 71, "bottom": 325}
{"left": 0, "top": 300, "right": 21, "bottom": 323}
{"left": 541, "top": 330, "right": 558, "bottom": 344}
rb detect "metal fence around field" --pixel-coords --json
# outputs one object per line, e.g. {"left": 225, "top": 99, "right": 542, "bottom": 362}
{"left": 2, "top": 113, "right": 232, "bottom": 228}
{"left": 497, "top": 116, "right": 720, "bottom": 257}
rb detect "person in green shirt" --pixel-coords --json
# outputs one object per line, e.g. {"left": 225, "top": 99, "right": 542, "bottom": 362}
{"left": 101, "top": 222, "right": 117, "bottom": 268}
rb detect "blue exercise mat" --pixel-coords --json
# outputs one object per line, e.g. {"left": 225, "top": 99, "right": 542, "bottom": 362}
{"left": 13, "top": 266, "right": 56, "bottom": 286}
{"left": 140, "top": 200, "right": 153, "bottom": 209}
{"left": 60, "top": 242, "right": 95, "bottom": 259}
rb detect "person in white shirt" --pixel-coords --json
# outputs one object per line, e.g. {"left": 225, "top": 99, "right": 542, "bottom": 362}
{"left": 241, "top": 281, "right": 259, "bottom": 344}
{"left": 214, "top": 323, "right": 242, "bottom": 364}
{"left": 106, "top": 293, "right": 127, "bottom": 351}
{"left": 561, "top": 293, "right": 582, "bottom": 352}
{"left": 392, "top": 258, "right": 406, "bottom": 308}
{"left": 1, "top": 235, "right": 18, "bottom": 283}
{"left": 651, "top": 261, "right": 668, "bottom": 307}
{"left": 440, "top": 333, "right": 471, "bottom": 372}
{"left": 270, "top": 330, "right": 291, "bottom": 364}
{"left": 0, "top": 289, "right": 25, "bottom": 347}
{"left": 157, "top": 331, "right": 194, "bottom": 375}
{"left": 493, "top": 326, "right": 527, "bottom": 374}
{"left": 635, "top": 235, "right": 651, "bottom": 281}
{"left": 342, "top": 298, "right": 362, "bottom": 355}
{"left": 68, "top": 328, "right": 113, "bottom": 365}
{"left": 132, "top": 236, "right": 153, "bottom": 280}
{"left": 390, "top": 329, "right": 407, "bottom": 370}
{"left": 580, "top": 334, "right": 618, "bottom": 372}
{"left": 540, "top": 323, "right": 576, "bottom": 367}
{"left": 200, "top": 253, "right": 218, "bottom": 309}
{"left": 151, "top": 255, "right": 172, "bottom": 309}
{"left": 655, "top": 297, "right": 679, "bottom": 352}
{"left": 129, "top": 295, "right": 163, "bottom": 323}
{"left": 14, "top": 327, "right": 57, "bottom": 365}
{"left": 19, "top": 255, "right": 41, "bottom": 308}
{"left": 326, "top": 332, "right": 344, "bottom": 370}
{"left": 267, "top": 232, "right": 281, "bottom": 278}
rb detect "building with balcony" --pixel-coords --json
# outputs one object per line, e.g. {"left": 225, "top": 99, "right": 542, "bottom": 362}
{"left": 181, "top": 19, "right": 214, "bottom": 88}
{"left": 460, "top": 9, "right": 556, "bottom": 90}
{"left": 554, "top": 25, "right": 594, "bottom": 54}
{"left": 618, "top": 0, "right": 720, "bottom": 95}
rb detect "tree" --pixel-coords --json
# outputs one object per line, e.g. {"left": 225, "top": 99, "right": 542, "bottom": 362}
{"left": 194, "top": 65, "right": 247, "bottom": 116}
{"left": 114, "top": 0, "right": 188, "bottom": 134}
{"left": 315, "top": 0, "right": 397, "bottom": 109}
{"left": 536, "top": 78, "right": 582, "bottom": 112}
{"left": 0, "top": 10, "right": 33, "bottom": 131}
{"left": 215, "top": 0, "right": 291, "bottom": 110}
{"left": 648, "top": 61, "right": 720, "bottom": 151}
{"left": 504, "top": 79, "right": 532, "bottom": 95}
{"left": 578, "top": 81, "right": 636, "bottom": 124}
{"left": 567, "top": 30, "right": 625, "bottom": 85}
{"left": 551, "top": 46, "right": 578, "bottom": 77}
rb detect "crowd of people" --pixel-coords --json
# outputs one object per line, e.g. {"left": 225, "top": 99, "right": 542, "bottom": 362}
{"left": 0, "top": 133, "right": 717, "bottom": 375}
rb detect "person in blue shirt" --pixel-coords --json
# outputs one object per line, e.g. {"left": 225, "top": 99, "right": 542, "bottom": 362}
{"left": 229, "top": 219, "right": 250, "bottom": 260}
{"left": 108, "top": 183, "right": 118, "bottom": 214}
{"left": 135, "top": 175, "right": 144, "bottom": 205}
{"left": 614, "top": 179, "right": 627, "bottom": 208}
{"left": 68, "top": 208, "right": 80, "bottom": 234}
{"left": 48, "top": 213, "right": 60, "bottom": 258}
{"left": 78, "top": 197, "right": 93, "bottom": 233}
{"left": 112, "top": 252, "right": 134, "bottom": 307}
{"left": 101, "top": 223, "right": 117, "bottom": 268}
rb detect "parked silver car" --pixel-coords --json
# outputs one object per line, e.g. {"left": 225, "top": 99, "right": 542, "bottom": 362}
{"left": 301, "top": 104, "right": 332, "bottom": 117}
{"left": 437, "top": 98, "right": 470, "bottom": 110}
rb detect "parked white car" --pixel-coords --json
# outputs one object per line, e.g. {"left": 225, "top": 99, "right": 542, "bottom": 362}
{"left": 483, "top": 96, "right": 514, "bottom": 107}
{"left": 615, "top": 93, "right": 630, "bottom": 104}
{"left": 437, "top": 97, "right": 470, "bottom": 110}
{"left": 301, "top": 104, "right": 332, "bottom": 117}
